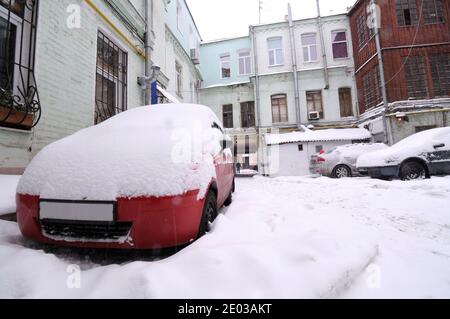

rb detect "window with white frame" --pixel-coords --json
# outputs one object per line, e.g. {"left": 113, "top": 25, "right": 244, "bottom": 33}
{"left": 220, "top": 53, "right": 231, "bottom": 79}
{"left": 331, "top": 30, "right": 348, "bottom": 59}
{"left": 176, "top": 61, "right": 183, "bottom": 97}
{"left": 238, "top": 50, "right": 252, "bottom": 75}
{"left": 301, "top": 33, "right": 318, "bottom": 62}
{"left": 267, "top": 37, "right": 283, "bottom": 66}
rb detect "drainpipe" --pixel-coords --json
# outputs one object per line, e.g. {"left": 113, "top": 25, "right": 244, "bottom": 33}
{"left": 370, "top": 0, "right": 391, "bottom": 144}
{"left": 250, "top": 25, "right": 264, "bottom": 174}
{"left": 316, "top": 0, "right": 329, "bottom": 90}
{"left": 287, "top": 4, "right": 301, "bottom": 126}
{"left": 144, "top": 0, "right": 155, "bottom": 105}
{"left": 250, "top": 26, "right": 261, "bottom": 128}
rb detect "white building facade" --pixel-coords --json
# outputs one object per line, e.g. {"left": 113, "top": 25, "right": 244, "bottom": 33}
{"left": 199, "top": 13, "right": 358, "bottom": 173}
{"left": 0, "top": 0, "right": 201, "bottom": 174}
{"left": 199, "top": 36, "right": 258, "bottom": 170}
{"left": 252, "top": 14, "right": 357, "bottom": 130}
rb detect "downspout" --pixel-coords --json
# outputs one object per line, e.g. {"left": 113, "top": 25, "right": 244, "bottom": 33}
{"left": 370, "top": 0, "right": 391, "bottom": 144}
{"left": 316, "top": 0, "right": 329, "bottom": 90}
{"left": 250, "top": 26, "right": 261, "bottom": 128}
{"left": 144, "top": 0, "right": 155, "bottom": 105}
{"left": 287, "top": 4, "right": 301, "bottom": 127}
{"left": 250, "top": 25, "right": 264, "bottom": 174}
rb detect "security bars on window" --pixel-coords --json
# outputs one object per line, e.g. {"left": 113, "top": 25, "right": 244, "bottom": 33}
{"left": 0, "top": 0, "right": 41, "bottom": 130}
{"left": 95, "top": 30, "right": 128, "bottom": 125}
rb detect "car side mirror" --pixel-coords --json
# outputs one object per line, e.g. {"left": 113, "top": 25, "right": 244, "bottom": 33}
{"left": 434, "top": 143, "right": 445, "bottom": 149}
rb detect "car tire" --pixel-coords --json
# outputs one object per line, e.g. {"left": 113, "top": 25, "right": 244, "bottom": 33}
{"left": 332, "top": 165, "right": 352, "bottom": 179}
{"left": 197, "top": 191, "right": 218, "bottom": 238}
{"left": 400, "top": 161, "right": 427, "bottom": 181}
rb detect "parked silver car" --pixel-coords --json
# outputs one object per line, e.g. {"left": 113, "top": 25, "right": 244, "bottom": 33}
{"left": 357, "top": 127, "right": 450, "bottom": 180}
{"left": 313, "top": 143, "right": 388, "bottom": 178}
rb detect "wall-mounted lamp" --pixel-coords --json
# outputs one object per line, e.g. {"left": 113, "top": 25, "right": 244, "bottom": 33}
{"left": 395, "top": 112, "right": 409, "bottom": 123}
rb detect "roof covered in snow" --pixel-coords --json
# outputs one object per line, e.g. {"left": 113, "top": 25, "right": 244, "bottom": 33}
{"left": 265, "top": 127, "right": 372, "bottom": 146}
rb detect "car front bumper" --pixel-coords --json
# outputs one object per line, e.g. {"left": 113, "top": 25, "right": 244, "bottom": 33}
{"left": 359, "top": 165, "right": 399, "bottom": 179}
{"left": 16, "top": 191, "right": 205, "bottom": 250}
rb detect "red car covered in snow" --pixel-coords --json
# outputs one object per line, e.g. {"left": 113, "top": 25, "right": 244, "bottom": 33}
{"left": 16, "top": 104, "right": 235, "bottom": 250}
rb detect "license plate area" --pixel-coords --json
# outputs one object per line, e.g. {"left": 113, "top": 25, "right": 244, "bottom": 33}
{"left": 39, "top": 200, "right": 116, "bottom": 222}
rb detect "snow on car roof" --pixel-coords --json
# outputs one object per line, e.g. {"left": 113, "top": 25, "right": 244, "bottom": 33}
{"left": 265, "top": 127, "right": 372, "bottom": 146}
{"left": 18, "top": 104, "right": 224, "bottom": 201}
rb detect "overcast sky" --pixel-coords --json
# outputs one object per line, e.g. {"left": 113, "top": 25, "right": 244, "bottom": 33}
{"left": 186, "top": 0, "right": 357, "bottom": 41}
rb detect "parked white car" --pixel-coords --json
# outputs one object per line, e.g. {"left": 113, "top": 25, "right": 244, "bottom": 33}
{"left": 357, "top": 127, "right": 450, "bottom": 180}
{"left": 313, "top": 143, "right": 388, "bottom": 178}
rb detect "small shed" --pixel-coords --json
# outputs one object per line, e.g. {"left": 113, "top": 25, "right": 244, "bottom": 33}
{"left": 262, "top": 127, "right": 372, "bottom": 176}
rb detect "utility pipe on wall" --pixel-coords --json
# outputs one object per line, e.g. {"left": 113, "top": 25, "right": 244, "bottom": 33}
{"left": 287, "top": 3, "right": 301, "bottom": 126}
{"left": 316, "top": 0, "right": 329, "bottom": 90}
{"left": 144, "top": 0, "right": 154, "bottom": 105}
{"left": 250, "top": 25, "right": 264, "bottom": 175}
{"left": 370, "top": 0, "right": 391, "bottom": 145}
{"left": 250, "top": 26, "right": 261, "bottom": 129}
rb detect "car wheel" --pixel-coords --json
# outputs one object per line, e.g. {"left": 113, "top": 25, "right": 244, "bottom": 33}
{"left": 332, "top": 165, "right": 352, "bottom": 179}
{"left": 197, "top": 191, "right": 218, "bottom": 238}
{"left": 400, "top": 161, "right": 427, "bottom": 181}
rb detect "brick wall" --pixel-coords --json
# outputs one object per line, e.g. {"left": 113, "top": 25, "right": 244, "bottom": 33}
{"left": 0, "top": 0, "right": 146, "bottom": 173}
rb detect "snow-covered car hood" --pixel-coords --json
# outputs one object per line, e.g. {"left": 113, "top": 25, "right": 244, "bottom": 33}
{"left": 18, "top": 104, "right": 223, "bottom": 201}
{"left": 357, "top": 128, "right": 450, "bottom": 168}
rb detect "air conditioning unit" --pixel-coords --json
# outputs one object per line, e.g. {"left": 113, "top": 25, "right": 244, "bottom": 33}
{"left": 308, "top": 111, "right": 320, "bottom": 121}
{"left": 190, "top": 48, "right": 200, "bottom": 65}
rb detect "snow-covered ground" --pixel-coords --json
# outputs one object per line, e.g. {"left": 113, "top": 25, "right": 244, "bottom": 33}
{"left": 0, "top": 176, "right": 449, "bottom": 298}
{"left": 0, "top": 175, "right": 20, "bottom": 216}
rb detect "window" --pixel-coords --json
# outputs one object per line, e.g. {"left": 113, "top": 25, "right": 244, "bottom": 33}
{"left": 271, "top": 94, "right": 288, "bottom": 123}
{"left": 332, "top": 31, "right": 348, "bottom": 59}
{"left": 238, "top": 50, "right": 252, "bottom": 75}
{"left": 315, "top": 145, "right": 324, "bottom": 154}
{"left": 0, "top": 0, "right": 40, "bottom": 130}
{"left": 0, "top": 15, "right": 16, "bottom": 92}
{"left": 298, "top": 145, "right": 304, "bottom": 152}
{"left": 220, "top": 53, "right": 231, "bottom": 79}
{"left": 176, "top": 61, "right": 183, "bottom": 97}
{"left": 223, "top": 104, "right": 233, "bottom": 129}
{"left": 306, "top": 91, "right": 324, "bottom": 119}
{"left": 404, "top": 56, "right": 428, "bottom": 99}
{"left": 267, "top": 37, "right": 283, "bottom": 66}
{"left": 423, "top": 0, "right": 445, "bottom": 24}
{"left": 396, "top": 0, "right": 419, "bottom": 26}
{"left": 301, "top": 33, "right": 317, "bottom": 62}
{"left": 241, "top": 101, "right": 255, "bottom": 128}
{"left": 362, "top": 66, "right": 382, "bottom": 110}
{"left": 429, "top": 53, "right": 450, "bottom": 97}
{"left": 339, "top": 88, "right": 353, "bottom": 117}
{"left": 356, "top": 12, "right": 367, "bottom": 47}
{"left": 95, "top": 31, "right": 128, "bottom": 125}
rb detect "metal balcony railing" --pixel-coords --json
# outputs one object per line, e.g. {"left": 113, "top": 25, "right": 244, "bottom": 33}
{"left": 0, "top": 0, "right": 40, "bottom": 131}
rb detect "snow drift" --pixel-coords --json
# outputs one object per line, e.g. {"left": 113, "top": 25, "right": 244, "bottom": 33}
{"left": 17, "top": 104, "right": 224, "bottom": 201}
